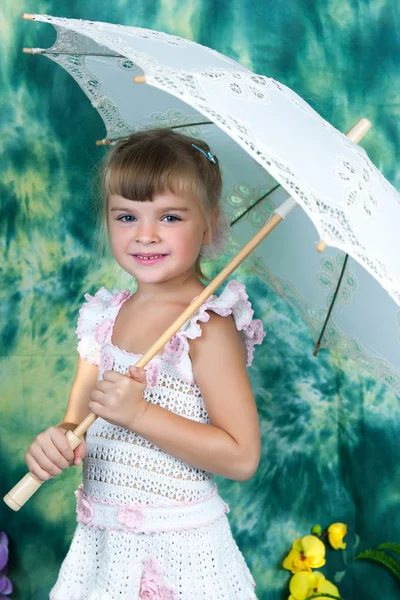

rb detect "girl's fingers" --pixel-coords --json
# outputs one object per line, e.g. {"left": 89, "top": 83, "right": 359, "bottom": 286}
{"left": 90, "top": 389, "right": 105, "bottom": 404}
{"left": 49, "top": 428, "right": 74, "bottom": 461}
{"left": 102, "top": 369, "right": 125, "bottom": 383}
{"left": 73, "top": 441, "right": 87, "bottom": 466}
{"left": 25, "top": 454, "right": 53, "bottom": 481}
{"left": 27, "top": 445, "right": 63, "bottom": 477}
{"left": 95, "top": 380, "right": 114, "bottom": 392}
{"left": 88, "top": 400, "right": 106, "bottom": 419}
{"left": 33, "top": 432, "right": 72, "bottom": 471}
{"left": 128, "top": 366, "right": 147, "bottom": 383}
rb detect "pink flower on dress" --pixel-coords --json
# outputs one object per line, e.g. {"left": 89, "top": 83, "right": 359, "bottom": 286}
{"left": 164, "top": 334, "right": 185, "bottom": 357}
{"left": 94, "top": 318, "right": 113, "bottom": 344}
{"left": 75, "top": 488, "right": 94, "bottom": 525}
{"left": 243, "top": 319, "right": 265, "bottom": 366}
{"left": 110, "top": 290, "right": 131, "bottom": 307}
{"left": 117, "top": 507, "right": 144, "bottom": 531}
{"left": 100, "top": 352, "right": 114, "bottom": 376}
{"left": 139, "top": 560, "right": 177, "bottom": 600}
{"left": 145, "top": 363, "right": 159, "bottom": 387}
{"left": 83, "top": 290, "right": 103, "bottom": 305}
{"left": 246, "top": 319, "right": 265, "bottom": 344}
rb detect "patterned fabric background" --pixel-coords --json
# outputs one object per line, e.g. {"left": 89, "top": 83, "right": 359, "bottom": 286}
{"left": 1, "top": 1, "right": 399, "bottom": 598}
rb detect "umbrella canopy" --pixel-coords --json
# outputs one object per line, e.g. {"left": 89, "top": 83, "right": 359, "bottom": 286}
{"left": 22, "top": 13, "right": 400, "bottom": 397}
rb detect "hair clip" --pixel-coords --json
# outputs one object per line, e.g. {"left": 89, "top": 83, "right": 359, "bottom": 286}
{"left": 191, "top": 143, "right": 217, "bottom": 164}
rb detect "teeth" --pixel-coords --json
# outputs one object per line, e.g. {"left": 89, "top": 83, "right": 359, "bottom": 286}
{"left": 136, "top": 254, "right": 164, "bottom": 260}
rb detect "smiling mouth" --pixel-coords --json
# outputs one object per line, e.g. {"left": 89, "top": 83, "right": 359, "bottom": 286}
{"left": 133, "top": 254, "right": 167, "bottom": 261}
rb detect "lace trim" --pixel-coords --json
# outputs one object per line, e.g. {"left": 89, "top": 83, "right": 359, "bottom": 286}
{"left": 75, "top": 287, "right": 131, "bottom": 365}
{"left": 161, "top": 280, "right": 265, "bottom": 382}
{"left": 76, "top": 281, "right": 265, "bottom": 384}
{"left": 75, "top": 487, "right": 229, "bottom": 534}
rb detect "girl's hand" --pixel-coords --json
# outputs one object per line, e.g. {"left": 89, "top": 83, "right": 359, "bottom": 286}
{"left": 25, "top": 426, "right": 86, "bottom": 481}
{"left": 88, "top": 366, "right": 148, "bottom": 431}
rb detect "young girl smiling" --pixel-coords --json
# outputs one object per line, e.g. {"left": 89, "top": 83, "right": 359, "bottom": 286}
{"left": 25, "top": 128, "right": 265, "bottom": 599}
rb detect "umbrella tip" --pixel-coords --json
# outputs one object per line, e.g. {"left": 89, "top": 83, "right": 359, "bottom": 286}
{"left": 96, "top": 139, "right": 111, "bottom": 146}
{"left": 316, "top": 240, "right": 327, "bottom": 253}
{"left": 346, "top": 118, "right": 372, "bottom": 143}
{"left": 22, "top": 13, "right": 35, "bottom": 20}
{"left": 133, "top": 75, "right": 146, "bottom": 84}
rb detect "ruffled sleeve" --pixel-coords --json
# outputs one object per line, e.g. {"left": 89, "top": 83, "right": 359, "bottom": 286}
{"left": 75, "top": 288, "right": 131, "bottom": 364}
{"left": 163, "top": 280, "right": 265, "bottom": 383}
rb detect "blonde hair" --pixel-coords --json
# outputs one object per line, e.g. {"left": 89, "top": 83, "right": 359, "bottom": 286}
{"left": 98, "top": 128, "right": 222, "bottom": 279}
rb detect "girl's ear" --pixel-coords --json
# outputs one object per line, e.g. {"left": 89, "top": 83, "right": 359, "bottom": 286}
{"left": 202, "top": 209, "right": 220, "bottom": 245}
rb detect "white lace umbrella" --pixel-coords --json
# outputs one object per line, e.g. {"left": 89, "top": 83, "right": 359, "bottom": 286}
{"left": 22, "top": 13, "right": 400, "bottom": 398}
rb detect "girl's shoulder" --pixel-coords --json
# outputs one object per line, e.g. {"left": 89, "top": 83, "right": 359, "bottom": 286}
{"left": 184, "top": 279, "right": 265, "bottom": 366}
{"left": 75, "top": 287, "right": 131, "bottom": 365}
{"left": 162, "top": 280, "right": 265, "bottom": 382}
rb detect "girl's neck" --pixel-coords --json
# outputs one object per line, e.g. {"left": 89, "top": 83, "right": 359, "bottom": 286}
{"left": 134, "top": 270, "right": 204, "bottom": 304}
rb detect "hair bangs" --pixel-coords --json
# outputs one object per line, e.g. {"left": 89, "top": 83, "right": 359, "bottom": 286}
{"left": 104, "top": 141, "right": 204, "bottom": 209}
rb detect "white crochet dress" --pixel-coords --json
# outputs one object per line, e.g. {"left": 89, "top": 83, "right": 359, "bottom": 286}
{"left": 50, "top": 280, "right": 265, "bottom": 600}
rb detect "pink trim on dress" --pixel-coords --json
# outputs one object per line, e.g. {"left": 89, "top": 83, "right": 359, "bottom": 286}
{"left": 99, "top": 352, "right": 114, "bottom": 377}
{"left": 95, "top": 318, "right": 114, "bottom": 344}
{"left": 139, "top": 559, "right": 177, "bottom": 599}
{"left": 77, "top": 280, "right": 265, "bottom": 381}
{"left": 162, "top": 280, "right": 265, "bottom": 380}
{"left": 145, "top": 363, "right": 160, "bottom": 387}
{"left": 110, "top": 289, "right": 131, "bottom": 307}
{"left": 76, "top": 288, "right": 132, "bottom": 364}
{"left": 117, "top": 506, "right": 144, "bottom": 531}
{"left": 79, "top": 483, "right": 219, "bottom": 509}
{"left": 74, "top": 486, "right": 229, "bottom": 534}
{"left": 75, "top": 488, "right": 94, "bottom": 525}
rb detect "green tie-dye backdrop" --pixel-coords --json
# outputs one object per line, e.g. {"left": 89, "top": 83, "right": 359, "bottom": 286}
{"left": 1, "top": 1, "right": 400, "bottom": 599}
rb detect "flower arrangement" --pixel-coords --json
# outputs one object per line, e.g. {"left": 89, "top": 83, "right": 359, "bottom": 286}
{"left": 0, "top": 532, "right": 13, "bottom": 598}
{"left": 282, "top": 523, "right": 346, "bottom": 600}
{"left": 283, "top": 523, "right": 400, "bottom": 598}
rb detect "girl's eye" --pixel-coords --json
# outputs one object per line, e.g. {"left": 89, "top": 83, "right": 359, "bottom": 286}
{"left": 162, "top": 215, "right": 181, "bottom": 223}
{"left": 118, "top": 215, "right": 136, "bottom": 222}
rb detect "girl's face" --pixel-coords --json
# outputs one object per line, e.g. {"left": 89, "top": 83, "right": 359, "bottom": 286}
{"left": 108, "top": 191, "right": 209, "bottom": 285}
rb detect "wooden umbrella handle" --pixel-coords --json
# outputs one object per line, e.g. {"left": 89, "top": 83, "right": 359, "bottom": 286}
{"left": 4, "top": 210, "right": 285, "bottom": 511}
{"left": 3, "top": 430, "right": 83, "bottom": 511}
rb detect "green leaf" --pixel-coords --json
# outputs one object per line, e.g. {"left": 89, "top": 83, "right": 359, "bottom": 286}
{"left": 355, "top": 548, "right": 400, "bottom": 581}
{"left": 305, "top": 594, "right": 344, "bottom": 600}
{"left": 378, "top": 542, "right": 400, "bottom": 557}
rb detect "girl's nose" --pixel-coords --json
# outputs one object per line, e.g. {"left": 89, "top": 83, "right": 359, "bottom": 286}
{"left": 136, "top": 222, "right": 160, "bottom": 244}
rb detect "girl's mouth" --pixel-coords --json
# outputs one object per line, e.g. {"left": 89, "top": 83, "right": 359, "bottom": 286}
{"left": 132, "top": 254, "right": 168, "bottom": 265}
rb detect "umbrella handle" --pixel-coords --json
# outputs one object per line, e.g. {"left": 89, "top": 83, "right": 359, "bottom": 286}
{"left": 3, "top": 430, "right": 83, "bottom": 511}
{"left": 4, "top": 211, "right": 284, "bottom": 511}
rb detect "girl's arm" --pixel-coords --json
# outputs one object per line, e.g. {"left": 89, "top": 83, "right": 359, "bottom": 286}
{"left": 25, "top": 357, "right": 98, "bottom": 480}
{"left": 60, "top": 356, "right": 99, "bottom": 426}
{"left": 133, "top": 313, "right": 261, "bottom": 481}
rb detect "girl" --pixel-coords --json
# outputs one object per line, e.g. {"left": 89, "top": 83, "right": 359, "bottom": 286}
{"left": 25, "top": 128, "right": 265, "bottom": 600}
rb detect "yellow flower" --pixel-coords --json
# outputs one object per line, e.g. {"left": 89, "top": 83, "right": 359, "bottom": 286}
{"left": 288, "top": 571, "right": 340, "bottom": 600}
{"left": 327, "top": 523, "right": 347, "bottom": 550}
{"left": 283, "top": 536, "right": 326, "bottom": 573}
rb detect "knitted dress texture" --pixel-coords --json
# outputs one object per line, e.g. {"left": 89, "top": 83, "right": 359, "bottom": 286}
{"left": 50, "top": 280, "right": 265, "bottom": 600}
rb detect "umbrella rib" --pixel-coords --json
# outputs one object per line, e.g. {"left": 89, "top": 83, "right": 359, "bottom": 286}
{"left": 96, "top": 121, "right": 214, "bottom": 145}
{"left": 313, "top": 253, "right": 350, "bottom": 356}
{"left": 23, "top": 49, "right": 124, "bottom": 57}
{"left": 230, "top": 184, "right": 281, "bottom": 226}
